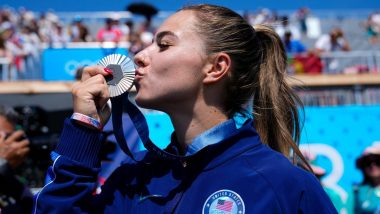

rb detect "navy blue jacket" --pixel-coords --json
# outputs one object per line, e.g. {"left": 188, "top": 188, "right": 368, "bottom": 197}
{"left": 33, "top": 119, "right": 337, "bottom": 213}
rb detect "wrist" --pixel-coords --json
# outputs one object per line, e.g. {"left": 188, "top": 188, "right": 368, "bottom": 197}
{"left": 70, "top": 112, "right": 103, "bottom": 131}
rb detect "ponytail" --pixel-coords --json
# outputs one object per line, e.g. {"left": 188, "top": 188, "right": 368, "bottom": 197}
{"left": 252, "top": 24, "right": 309, "bottom": 168}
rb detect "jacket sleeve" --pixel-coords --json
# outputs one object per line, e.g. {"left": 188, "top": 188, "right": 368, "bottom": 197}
{"left": 33, "top": 119, "right": 105, "bottom": 214}
{"left": 298, "top": 173, "right": 339, "bottom": 214}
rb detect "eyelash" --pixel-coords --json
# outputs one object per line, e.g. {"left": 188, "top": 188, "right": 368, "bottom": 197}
{"left": 157, "top": 42, "right": 170, "bottom": 50}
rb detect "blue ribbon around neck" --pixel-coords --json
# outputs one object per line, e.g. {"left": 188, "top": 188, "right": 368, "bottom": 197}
{"left": 110, "top": 92, "right": 252, "bottom": 162}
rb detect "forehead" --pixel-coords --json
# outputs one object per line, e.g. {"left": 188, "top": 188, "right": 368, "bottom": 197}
{"left": 157, "top": 10, "right": 199, "bottom": 38}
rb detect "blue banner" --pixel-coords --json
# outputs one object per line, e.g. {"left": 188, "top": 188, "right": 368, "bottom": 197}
{"left": 42, "top": 47, "right": 129, "bottom": 81}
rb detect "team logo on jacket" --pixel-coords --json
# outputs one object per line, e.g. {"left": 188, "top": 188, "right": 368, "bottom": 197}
{"left": 202, "top": 189, "right": 245, "bottom": 214}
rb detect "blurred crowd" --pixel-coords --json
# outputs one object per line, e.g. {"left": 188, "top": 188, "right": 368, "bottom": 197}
{"left": 0, "top": 7, "right": 155, "bottom": 81}
{"left": 0, "top": 7, "right": 380, "bottom": 80}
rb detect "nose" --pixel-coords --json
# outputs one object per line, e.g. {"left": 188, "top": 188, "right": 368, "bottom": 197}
{"left": 134, "top": 51, "right": 148, "bottom": 68}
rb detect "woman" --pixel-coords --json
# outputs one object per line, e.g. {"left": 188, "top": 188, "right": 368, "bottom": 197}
{"left": 33, "top": 4, "right": 336, "bottom": 213}
{"left": 354, "top": 143, "right": 380, "bottom": 214}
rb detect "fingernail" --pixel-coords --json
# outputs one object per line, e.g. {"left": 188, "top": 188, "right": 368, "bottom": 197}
{"left": 104, "top": 68, "right": 113, "bottom": 75}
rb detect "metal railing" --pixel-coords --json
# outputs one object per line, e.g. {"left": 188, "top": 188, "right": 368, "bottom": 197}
{"left": 319, "top": 51, "right": 379, "bottom": 74}
{"left": 1, "top": 48, "right": 380, "bottom": 81}
{"left": 288, "top": 51, "right": 380, "bottom": 75}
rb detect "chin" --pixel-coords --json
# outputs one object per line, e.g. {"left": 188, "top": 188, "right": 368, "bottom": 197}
{"left": 135, "top": 96, "right": 167, "bottom": 112}
{"left": 135, "top": 95, "right": 155, "bottom": 109}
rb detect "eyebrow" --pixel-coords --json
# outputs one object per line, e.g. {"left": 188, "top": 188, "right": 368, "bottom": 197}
{"left": 155, "top": 31, "right": 177, "bottom": 41}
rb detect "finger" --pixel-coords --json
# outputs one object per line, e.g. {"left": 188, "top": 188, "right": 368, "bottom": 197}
{"left": 73, "top": 74, "right": 108, "bottom": 98}
{"left": 5, "top": 131, "right": 25, "bottom": 143}
{"left": 99, "top": 95, "right": 110, "bottom": 110}
{"left": 82, "top": 66, "right": 111, "bottom": 82}
{"left": 15, "top": 139, "right": 30, "bottom": 148}
{"left": 83, "top": 74, "right": 107, "bottom": 86}
{"left": 18, "top": 147, "right": 30, "bottom": 157}
{"left": 85, "top": 82, "right": 110, "bottom": 107}
{"left": 0, "top": 132, "right": 6, "bottom": 142}
{"left": 96, "top": 82, "right": 110, "bottom": 109}
{"left": 83, "top": 79, "right": 108, "bottom": 95}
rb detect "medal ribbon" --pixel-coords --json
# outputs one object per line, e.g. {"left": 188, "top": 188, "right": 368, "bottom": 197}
{"left": 110, "top": 92, "right": 247, "bottom": 162}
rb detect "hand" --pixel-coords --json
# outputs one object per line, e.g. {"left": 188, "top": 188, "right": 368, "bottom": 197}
{"left": 0, "top": 131, "right": 30, "bottom": 168}
{"left": 72, "top": 66, "right": 112, "bottom": 127}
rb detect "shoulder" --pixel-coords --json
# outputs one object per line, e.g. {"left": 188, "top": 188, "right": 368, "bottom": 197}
{"left": 242, "top": 145, "right": 313, "bottom": 186}
{"left": 242, "top": 145, "right": 328, "bottom": 197}
{"left": 236, "top": 144, "right": 322, "bottom": 200}
{"left": 234, "top": 145, "right": 336, "bottom": 212}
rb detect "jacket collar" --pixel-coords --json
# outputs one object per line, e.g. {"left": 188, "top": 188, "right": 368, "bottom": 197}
{"left": 166, "top": 119, "right": 262, "bottom": 171}
{"left": 188, "top": 120, "right": 262, "bottom": 171}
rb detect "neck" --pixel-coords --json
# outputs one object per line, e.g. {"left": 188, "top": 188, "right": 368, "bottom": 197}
{"left": 168, "top": 105, "right": 228, "bottom": 154}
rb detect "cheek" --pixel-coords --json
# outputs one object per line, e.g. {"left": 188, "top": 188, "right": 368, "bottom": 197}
{"left": 136, "top": 47, "right": 205, "bottom": 97}
{"left": 152, "top": 54, "right": 203, "bottom": 86}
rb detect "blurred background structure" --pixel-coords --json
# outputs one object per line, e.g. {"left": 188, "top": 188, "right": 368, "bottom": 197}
{"left": 1, "top": 0, "right": 380, "bottom": 213}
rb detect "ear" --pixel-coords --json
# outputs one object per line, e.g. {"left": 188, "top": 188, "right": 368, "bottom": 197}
{"left": 203, "top": 53, "right": 231, "bottom": 84}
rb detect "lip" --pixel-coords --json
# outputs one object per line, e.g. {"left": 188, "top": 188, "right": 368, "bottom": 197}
{"left": 134, "top": 69, "right": 144, "bottom": 81}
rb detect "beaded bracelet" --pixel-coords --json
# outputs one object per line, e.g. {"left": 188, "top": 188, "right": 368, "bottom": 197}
{"left": 71, "top": 113, "right": 102, "bottom": 130}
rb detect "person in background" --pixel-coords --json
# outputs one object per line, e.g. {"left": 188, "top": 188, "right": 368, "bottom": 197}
{"left": 314, "top": 27, "right": 351, "bottom": 73}
{"left": 119, "top": 20, "right": 133, "bottom": 42}
{"left": 296, "top": 7, "right": 309, "bottom": 36}
{"left": 34, "top": 4, "right": 337, "bottom": 213}
{"left": 315, "top": 27, "right": 351, "bottom": 53}
{"left": 282, "top": 31, "right": 307, "bottom": 54}
{"left": 275, "top": 15, "right": 301, "bottom": 40}
{"left": 0, "top": 30, "right": 13, "bottom": 80}
{"left": 354, "top": 142, "right": 380, "bottom": 214}
{"left": 0, "top": 105, "right": 32, "bottom": 214}
{"left": 128, "top": 32, "right": 144, "bottom": 55}
{"left": 282, "top": 30, "right": 323, "bottom": 75}
{"left": 69, "top": 16, "right": 91, "bottom": 42}
{"left": 96, "top": 18, "right": 122, "bottom": 43}
{"left": 364, "top": 12, "right": 380, "bottom": 45}
{"left": 19, "top": 25, "right": 42, "bottom": 80}
{"left": 48, "top": 22, "right": 70, "bottom": 47}
{"left": 1, "top": 23, "right": 27, "bottom": 80}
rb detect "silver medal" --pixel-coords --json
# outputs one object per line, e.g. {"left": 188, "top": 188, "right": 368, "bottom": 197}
{"left": 97, "top": 54, "right": 135, "bottom": 97}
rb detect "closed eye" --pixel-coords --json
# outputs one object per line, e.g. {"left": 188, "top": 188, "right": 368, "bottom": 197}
{"left": 155, "top": 31, "right": 177, "bottom": 52}
{"left": 157, "top": 42, "right": 170, "bottom": 51}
